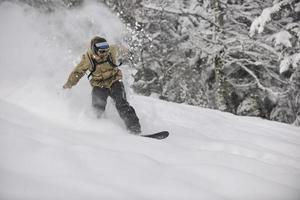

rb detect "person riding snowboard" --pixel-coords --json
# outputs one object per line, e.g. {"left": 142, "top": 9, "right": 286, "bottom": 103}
{"left": 63, "top": 36, "right": 141, "bottom": 134}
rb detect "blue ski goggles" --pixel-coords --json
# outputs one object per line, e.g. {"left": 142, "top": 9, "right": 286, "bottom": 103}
{"left": 95, "top": 42, "right": 109, "bottom": 50}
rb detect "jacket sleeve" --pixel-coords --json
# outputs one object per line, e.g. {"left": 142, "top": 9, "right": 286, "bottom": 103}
{"left": 65, "top": 54, "right": 90, "bottom": 87}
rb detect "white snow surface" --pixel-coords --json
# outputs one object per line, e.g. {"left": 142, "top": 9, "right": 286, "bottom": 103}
{"left": 1, "top": 1, "right": 300, "bottom": 200}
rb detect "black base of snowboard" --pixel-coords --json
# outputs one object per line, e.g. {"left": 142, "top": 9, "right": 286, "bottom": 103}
{"left": 141, "top": 131, "right": 169, "bottom": 139}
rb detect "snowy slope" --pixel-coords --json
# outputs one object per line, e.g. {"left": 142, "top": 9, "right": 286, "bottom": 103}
{"left": 1, "top": 1, "right": 300, "bottom": 200}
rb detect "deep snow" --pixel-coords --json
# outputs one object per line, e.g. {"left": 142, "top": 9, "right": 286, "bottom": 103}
{"left": 0, "top": 1, "right": 300, "bottom": 200}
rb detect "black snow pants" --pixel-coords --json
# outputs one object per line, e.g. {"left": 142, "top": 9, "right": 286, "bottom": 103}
{"left": 92, "top": 81, "right": 141, "bottom": 134}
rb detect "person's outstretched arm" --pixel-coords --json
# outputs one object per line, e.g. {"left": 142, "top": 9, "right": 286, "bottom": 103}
{"left": 63, "top": 54, "right": 90, "bottom": 89}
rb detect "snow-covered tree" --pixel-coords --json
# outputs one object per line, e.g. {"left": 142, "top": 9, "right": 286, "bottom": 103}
{"left": 103, "top": 0, "right": 300, "bottom": 125}
{"left": 13, "top": 0, "right": 83, "bottom": 10}
{"left": 250, "top": 0, "right": 300, "bottom": 125}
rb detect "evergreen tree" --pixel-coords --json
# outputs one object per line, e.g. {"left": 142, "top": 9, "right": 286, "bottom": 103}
{"left": 249, "top": 0, "right": 300, "bottom": 124}
{"left": 102, "top": 0, "right": 300, "bottom": 125}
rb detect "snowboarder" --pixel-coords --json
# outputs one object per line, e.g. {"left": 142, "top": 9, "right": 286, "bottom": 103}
{"left": 63, "top": 36, "right": 141, "bottom": 134}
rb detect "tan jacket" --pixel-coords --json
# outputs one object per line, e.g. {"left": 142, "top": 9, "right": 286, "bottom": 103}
{"left": 64, "top": 41, "right": 123, "bottom": 88}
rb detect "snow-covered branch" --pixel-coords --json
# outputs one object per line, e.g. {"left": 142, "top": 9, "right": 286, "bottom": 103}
{"left": 141, "top": 3, "right": 221, "bottom": 29}
{"left": 236, "top": 62, "right": 278, "bottom": 97}
{"left": 250, "top": 0, "right": 295, "bottom": 36}
{"left": 280, "top": 53, "right": 300, "bottom": 74}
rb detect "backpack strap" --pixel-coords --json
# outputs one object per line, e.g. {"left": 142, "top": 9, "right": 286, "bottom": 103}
{"left": 87, "top": 53, "right": 122, "bottom": 80}
{"left": 87, "top": 53, "right": 96, "bottom": 79}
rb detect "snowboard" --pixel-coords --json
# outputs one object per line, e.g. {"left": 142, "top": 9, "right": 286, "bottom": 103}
{"left": 141, "top": 131, "right": 169, "bottom": 139}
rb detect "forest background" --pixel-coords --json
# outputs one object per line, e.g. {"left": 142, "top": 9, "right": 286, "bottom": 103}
{"left": 17, "top": 0, "right": 300, "bottom": 126}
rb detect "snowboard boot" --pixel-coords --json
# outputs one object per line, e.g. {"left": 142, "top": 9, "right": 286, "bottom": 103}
{"left": 128, "top": 124, "right": 141, "bottom": 135}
